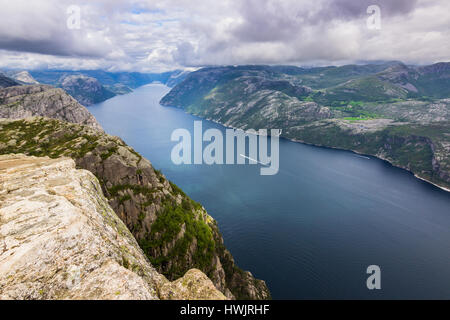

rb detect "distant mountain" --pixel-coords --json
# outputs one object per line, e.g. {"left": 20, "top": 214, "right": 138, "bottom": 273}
{"left": 161, "top": 62, "right": 450, "bottom": 190}
{"left": 58, "top": 74, "right": 116, "bottom": 106}
{"left": 103, "top": 83, "right": 133, "bottom": 95}
{"left": 399, "top": 62, "right": 450, "bottom": 98}
{"left": 30, "top": 69, "right": 188, "bottom": 89}
{"left": 315, "top": 62, "right": 450, "bottom": 104}
{"left": 5, "top": 70, "right": 39, "bottom": 84}
{"left": 0, "top": 73, "right": 20, "bottom": 88}
{"left": 28, "top": 69, "right": 190, "bottom": 105}
{"left": 165, "top": 70, "right": 191, "bottom": 87}
{"left": 0, "top": 70, "right": 118, "bottom": 106}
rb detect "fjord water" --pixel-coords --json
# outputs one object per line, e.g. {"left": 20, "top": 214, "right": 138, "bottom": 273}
{"left": 90, "top": 84, "right": 450, "bottom": 299}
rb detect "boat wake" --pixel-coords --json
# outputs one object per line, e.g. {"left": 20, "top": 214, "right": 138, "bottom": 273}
{"left": 239, "top": 154, "right": 270, "bottom": 166}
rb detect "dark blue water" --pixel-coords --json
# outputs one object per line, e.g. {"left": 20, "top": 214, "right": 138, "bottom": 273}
{"left": 90, "top": 84, "right": 450, "bottom": 299}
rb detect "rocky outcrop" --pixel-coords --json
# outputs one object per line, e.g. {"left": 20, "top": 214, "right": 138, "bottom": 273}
{"left": 159, "top": 269, "right": 227, "bottom": 300}
{"left": 30, "top": 69, "right": 187, "bottom": 91}
{"left": 0, "top": 85, "right": 103, "bottom": 131}
{"left": 0, "top": 154, "right": 226, "bottom": 300}
{"left": 0, "top": 118, "right": 271, "bottom": 300}
{"left": 6, "top": 71, "right": 39, "bottom": 85}
{"left": 58, "top": 75, "right": 116, "bottom": 106}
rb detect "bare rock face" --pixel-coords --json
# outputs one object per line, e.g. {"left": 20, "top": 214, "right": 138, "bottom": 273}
{"left": 6, "top": 71, "right": 39, "bottom": 85}
{"left": 0, "top": 154, "right": 226, "bottom": 300}
{"left": 160, "top": 269, "right": 227, "bottom": 300}
{"left": 0, "top": 85, "right": 103, "bottom": 131}
{"left": 0, "top": 118, "right": 271, "bottom": 300}
{"left": 58, "top": 74, "right": 116, "bottom": 106}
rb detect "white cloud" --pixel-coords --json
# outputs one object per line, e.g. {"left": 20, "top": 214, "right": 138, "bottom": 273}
{"left": 0, "top": 0, "right": 448, "bottom": 72}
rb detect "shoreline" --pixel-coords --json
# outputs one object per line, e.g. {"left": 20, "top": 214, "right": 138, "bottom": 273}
{"left": 413, "top": 174, "right": 450, "bottom": 193}
{"left": 162, "top": 102, "right": 450, "bottom": 194}
{"left": 292, "top": 137, "right": 450, "bottom": 193}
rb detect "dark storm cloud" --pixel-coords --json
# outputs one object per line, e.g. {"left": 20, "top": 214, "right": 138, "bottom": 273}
{"left": 0, "top": 36, "right": 107, "bottom": 58}
{"left": 231, "top": 0, "right": 302, "bottom": 42}
{"left": 0, "top": 0, "right": 116, "bottom": 58}
{"left": 232, "top": 0, "right": 419, "bottom": 43}
{"left": 324, "top": 0, "right": 418, "bottom": 19}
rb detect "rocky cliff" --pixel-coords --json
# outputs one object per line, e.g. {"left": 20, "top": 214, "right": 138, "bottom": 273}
{"left": 0, "top": 154, "right": 226, "bottom": 300}
{"left": 0, "top": 85, "right": 103, "bottom": 131}
{"left": 5, "top": 71, "right": 39, "bottom": 85}
{"left": 0, "top": 118, "right": 270, "bottom": 300}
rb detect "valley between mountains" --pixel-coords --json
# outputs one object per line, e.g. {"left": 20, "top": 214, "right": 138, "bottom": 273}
{"left": 1, "top": 60, "right": 449, "bottom": 300}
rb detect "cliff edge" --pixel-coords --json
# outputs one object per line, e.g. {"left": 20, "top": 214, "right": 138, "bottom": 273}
{"left": 0, "top": 118, "right": 270, "bottom": 299}
{"left": 0, "top": 85, "right": 103, "bottom": 131}
{"left": 0, "top": 154, "right": 226, "bottom": 300}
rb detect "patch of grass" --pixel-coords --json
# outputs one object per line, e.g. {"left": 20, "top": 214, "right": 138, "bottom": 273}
{"left": 0, "top": 118, "right": 99, "bottom": 159}
{"left": 138, "top": 211, "right": 146, "bottom": 222}
{"left": 169, "top": 181, "right": 185, "bottom": 196}
{"left": 342, "top": 116, "right": 376, "bottom": 122}
{"left": 108, "top": 184, "right": 156, "bottom": 197}
{"left": 100, "top": 146, "right": 118, "bottom": 160}
{"left": 128, "top": 148, "right": 143, "bottom": 164}
{"left": 138, "top": 198, "right": 216, "bottom": 280}
{"left": 118, "top": 194, "right": 131, "bottom": 205}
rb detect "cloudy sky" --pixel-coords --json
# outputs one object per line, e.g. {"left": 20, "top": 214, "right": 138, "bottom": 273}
{"left": 0, "top": 0, "right": 448, "bottom": 72}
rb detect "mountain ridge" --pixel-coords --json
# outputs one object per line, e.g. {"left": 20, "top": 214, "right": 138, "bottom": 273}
{"left": 24, "top": 69, "right": 189, "bottom": 106}
{"left": 160, "top": 62, "right": 450, "bottom": 190}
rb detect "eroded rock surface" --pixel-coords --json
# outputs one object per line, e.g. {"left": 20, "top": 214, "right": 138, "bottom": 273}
{"left": 160, "top": 269, "right": 227, "bottom": 300}
{"left": 0, "top": 85, "right": 102, "bottom": 131}
{"left": 0, "top": 154, "right": 226, "bottom": 300}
